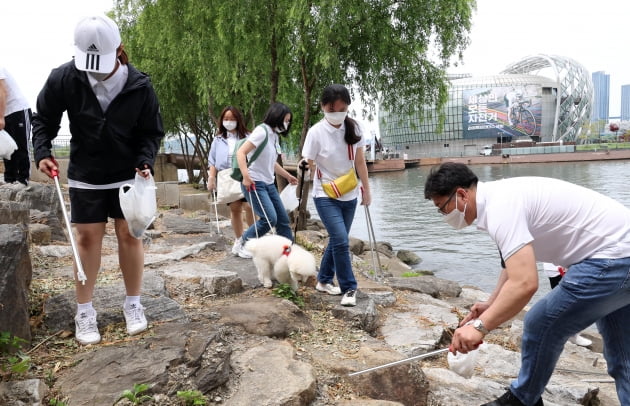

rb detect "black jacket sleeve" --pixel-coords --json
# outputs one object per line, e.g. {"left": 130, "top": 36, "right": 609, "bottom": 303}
{"left": 32, "top": 68, "right": 66, "bottom": 165}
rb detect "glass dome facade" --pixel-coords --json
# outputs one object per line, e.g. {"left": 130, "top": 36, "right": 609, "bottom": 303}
{"left": 378, "top": 54, "right": 593, "bottom": 158}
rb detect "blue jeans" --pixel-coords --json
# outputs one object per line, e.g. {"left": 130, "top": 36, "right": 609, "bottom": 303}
{"left": 241, "top": 181, "right": 292, "bottom": 242}
{"left": 314, "top": 197, "right": 358, "bottom": 293}
{"left": 511, "top": 257, "right": 630, "bottom": 405}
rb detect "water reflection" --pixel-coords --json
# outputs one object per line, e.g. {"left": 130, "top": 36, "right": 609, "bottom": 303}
{"left": 308, "top": 161, "right": 630, "bottom": 297}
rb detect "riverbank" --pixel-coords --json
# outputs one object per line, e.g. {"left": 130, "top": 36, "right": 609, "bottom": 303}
{"left": 1, "top": 180, "right": 619, "bottom": 405}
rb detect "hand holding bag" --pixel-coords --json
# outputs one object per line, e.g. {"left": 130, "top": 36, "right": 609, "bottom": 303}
{"left": 216, "top": 168, "right": 244, "bottom": 204}
{"left": 0, "top": 129, "right": 18, "bottom": 160}
{"left": 119, "top": 172, "right": 158, "bottom": 239}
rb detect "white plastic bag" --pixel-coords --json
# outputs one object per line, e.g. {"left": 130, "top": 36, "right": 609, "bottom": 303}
{"left": 0, "top": 129, "right": 18, "bottom": 160}
{"left": 279, "top": 184, "right": 299, "bottom": 211}
{"left": 119, "top": 173, "right": 157, "bottom": 239}
{"left": 447, "top": 348, "right": 479, "bottom": 379}
{"left": 216, "top": 168, "right": 244, "bottom": 204}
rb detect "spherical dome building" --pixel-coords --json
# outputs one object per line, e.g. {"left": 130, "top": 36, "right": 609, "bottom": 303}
{"left": 378, "top": 54, "right": 593, "bottom": 158}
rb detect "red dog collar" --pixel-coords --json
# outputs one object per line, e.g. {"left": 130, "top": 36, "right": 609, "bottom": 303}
{"left": 282, "top": 245, "right": 292, "bottom": 256}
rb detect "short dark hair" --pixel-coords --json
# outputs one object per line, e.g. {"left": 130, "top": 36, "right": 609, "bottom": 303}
{"left": 263, "top": 102, "right": 292, "bottom": 135}
{"left": 424, "top": 162, "right": 479, "bottom": 199}
{"left": 320, "top": 84, "right": 361, "bottom": 145}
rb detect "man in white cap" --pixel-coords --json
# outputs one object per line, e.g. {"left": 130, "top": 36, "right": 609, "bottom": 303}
{"left": 32, "top": 15, "right": 164, "bottom": 345}
{"left": 0, "top": 66, "right": 31, "bottom": 187}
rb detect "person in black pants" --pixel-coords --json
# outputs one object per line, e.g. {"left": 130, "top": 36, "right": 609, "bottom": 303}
{"left": 0, "top": 67, "right": 31, "bottom": 187}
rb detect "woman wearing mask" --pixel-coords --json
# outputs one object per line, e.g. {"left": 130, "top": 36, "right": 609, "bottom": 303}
{"left": 235, "top": 102, "right": 298, "bottom": 258}
{"left": 207, "top": 106, "right": 254, "bottom": 255}
{"left": 301, "top": 84, "right": 371, "bottom": 307}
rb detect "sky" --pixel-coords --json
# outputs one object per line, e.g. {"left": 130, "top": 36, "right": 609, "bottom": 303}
{"left": 3, "top": 0, "right": 629, "bottom": 138}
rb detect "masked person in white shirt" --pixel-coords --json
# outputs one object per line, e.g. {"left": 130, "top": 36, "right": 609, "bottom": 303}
{"left": 32, "top": 15, "right": 164, "bottom": 345}
{"left": 424, "top": 162, "right": 630, "bottom": 406}
{"left": 207, "top": 106, "right": 254, "bottom": 254}
{"left": 301, "top": 84, "right": 371, "bottom": 307}
{"left": 234, "top": 102, "right": 298, "bottom": 258}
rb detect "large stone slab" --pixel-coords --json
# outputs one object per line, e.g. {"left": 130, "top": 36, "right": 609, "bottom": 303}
{"left": 226, "top": 340, "right": 316, "bottom": 406}
{"left": 56, "top": 323, "right": 230, "bottom": 405}
{"left": 159, "top": 262, "right": 242, "bottom": 295}
{"left": 0, "top": 224, "right": 32, "bottom": 342}
{"left": 217, "top": 297, "right": 312, "bottom": 338}
{"left": 388, "top": 275, "right": 462, "bottom": 298}
{"left": 43, "top": 271, "right": 187, "bottom": 332}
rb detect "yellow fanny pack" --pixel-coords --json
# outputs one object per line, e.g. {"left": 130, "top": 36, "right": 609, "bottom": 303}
{"left": 322, "top": 167, "right": 358, "bottom": 198}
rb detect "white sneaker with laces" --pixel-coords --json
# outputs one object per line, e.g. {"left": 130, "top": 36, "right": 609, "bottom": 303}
{"left": 316, "top": 282, "right": 342, "bottom": 295}
{"left": 75, "top": 311, "right": 101, "bottom": 345}
{"left": 232, "top": 238, "right": 242, "bottom": 256}
{"left": 340, "top": 290, "right": 357, "bottom": 306}
{"left": 123, "top": 303, "right": 148, "bottom": 336}
{"left": 236, "top": 241, "right": 253, "bottom": 259}
{"left": 568, "top": 333, "right": 592, "bottom": 347}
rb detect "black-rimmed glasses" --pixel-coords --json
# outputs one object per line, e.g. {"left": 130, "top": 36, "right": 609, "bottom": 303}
{"left": 437, "top": 191, "right": 456, "bottom": 215}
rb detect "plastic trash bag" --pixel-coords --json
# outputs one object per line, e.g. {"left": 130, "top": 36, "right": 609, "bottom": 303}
{"left": 279, "top": 184, "right": 299, "bottom": 211}
{"left": 119, "top": 173, "right": 157, "bottom": 239}
{"left": 447, "top": 347, "right": 479, "bottom": 378}
{"left": 0, "top": 129, "right": 18, "bottom": 160}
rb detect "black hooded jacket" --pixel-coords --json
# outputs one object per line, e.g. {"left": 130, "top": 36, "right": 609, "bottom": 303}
{"left": 32, "top": 61, "right": 164, "bottom": 185}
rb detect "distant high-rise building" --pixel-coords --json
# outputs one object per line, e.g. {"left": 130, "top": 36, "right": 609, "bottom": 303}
{"left": 622, "top": 85, "right": 630, "bottom": 121}
{"left": 591, "top": 71, "right": 610, "bottom": 121}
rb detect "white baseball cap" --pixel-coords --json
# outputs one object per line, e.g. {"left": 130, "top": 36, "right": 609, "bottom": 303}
{"left": 74, "top": 15, "right": 121, "bottom": 73}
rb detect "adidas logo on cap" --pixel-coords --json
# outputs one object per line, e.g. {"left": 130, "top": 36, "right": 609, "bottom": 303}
{"left": 87, "top": 43, "right": 99, "bottom": 52}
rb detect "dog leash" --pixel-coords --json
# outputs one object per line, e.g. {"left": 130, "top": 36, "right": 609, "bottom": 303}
{"left": 247, "top": 183, "right": 275, "bottom": 238}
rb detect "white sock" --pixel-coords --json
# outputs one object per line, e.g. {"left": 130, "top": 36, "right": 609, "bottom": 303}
{"left": 124, "top": 296, "right": 141, "bottom": 309}
{"left": 77, "top": 302, "right": 95, "bottom": 315}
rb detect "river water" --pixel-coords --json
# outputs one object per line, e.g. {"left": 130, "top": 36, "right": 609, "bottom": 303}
{"left": 308, "top": 160, "right": 630, "bottom": 299}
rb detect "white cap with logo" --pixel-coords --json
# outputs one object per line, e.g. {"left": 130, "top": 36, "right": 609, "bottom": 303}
{"left": 74, "top": 15, "right": 121, "bottom": 73}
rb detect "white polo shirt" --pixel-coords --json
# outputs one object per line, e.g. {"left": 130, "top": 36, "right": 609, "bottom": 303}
{"left": 302, "top": 119, "right": 365, "bottom": 201}
{"left": 475, "top": 177, "right": 630, "bottom": 268}
{"left": 246, "top": 123, "right": 279, "bottom": 184}
{"left": 0, "top": 67, "right": 29, "bottom": 115}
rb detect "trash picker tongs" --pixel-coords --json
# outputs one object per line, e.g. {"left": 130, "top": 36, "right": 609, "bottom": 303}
{"left": 51, "top": 160, "right": 87, "bottom": 284}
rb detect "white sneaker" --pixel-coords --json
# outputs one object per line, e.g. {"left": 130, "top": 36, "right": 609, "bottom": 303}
{"left": 340, "top": 290, "right": 357, "bottom": 307}
{"left": 316, "top": 282, "right": 342, "bottom": 295}
{"left": 232, "top": 238, "right": 242, "bottom": 256}
{"left": 123, "top": 303, "right": 148, "bottom": 336}
{"left": 236, "top": 241, "right": 252, "bottom": 259}
{"left": 75, "top": 311, "right": 101, "bottom": 345}
{"left": 569, "top": 334, "right": 592, "bottom": 347}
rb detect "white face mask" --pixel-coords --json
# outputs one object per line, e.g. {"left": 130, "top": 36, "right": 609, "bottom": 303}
{"left": 324, "top": 111, "right": 348, "bottom": 126}
{"left": 443, "top": 194, "right": 469, "bottom": 230}
{"left": 275, "top": 121, "right": 290, "bottom": 134}
{"left": 223, "top": 120, "right": 237, "bottom": 131}
{"left": 88, "top": 71, "right": 110, "bottom": 82}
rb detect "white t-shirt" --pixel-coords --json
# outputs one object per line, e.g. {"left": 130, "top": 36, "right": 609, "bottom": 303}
{"left": 302, "top": 119, "right": 365, "bottom": 201}
{"left": 246, "top": 124, "right": 279, "bottom": 184}
{"left": 475, "top": 177, "right": 630, "bottom": 268}
{"left": 0, "top": 67, "right": 29, "bottom": 115}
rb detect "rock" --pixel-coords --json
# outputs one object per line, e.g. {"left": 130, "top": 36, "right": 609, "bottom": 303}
{"left": 43, "top": 271, "right": 187, "bottom": 331}
{"left": 0, "top": 379, "right": 48, "bottom": 406}
{"left": 0, "top": 200, "right": 29, "bottom": 225}
{"left": 28, "top": 223, "right": 51, "bottom": 245}
{"left": 349, "top": 236, "right": 365, "bottom": 255}
{"left": 396, "top": 249, "right": 421, "bottom": 265}
{"left": 0, "top": 183, "right": 66, "bottom": 241}
{"left": 345, "top": 344, "right": 430, "bottom": 406}
{"left": 35, "top": 245, "right": 73, "bottom": 258}
{"left": 217, "top": 297, "right": 313, "bottom": 338}
{"left": 380, "top": 296, "right": 458, "bottom": 355}
{"left": 388, "top": 275, "right": 462, "bottom": 298}
{"left": 0, "top": 224, "right": 32, "bottom": 343}
{"left": 56, "top": 323, "right": 230, "bottom": 406}
{"left": 162, "top": 213, "right": 212, "bottom": 234}
{"left": 159, "top": 262, "right": 242, "bottom": 296}
{"left": 226, "top": 340, "right": 316, "bottom": 406}
{"left": 309, "top": 291, "right": 380, "bottom": 334}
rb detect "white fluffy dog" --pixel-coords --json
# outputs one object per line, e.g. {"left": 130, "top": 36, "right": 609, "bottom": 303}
{"left": 244, "top": 235, "right": 317, "bottom": 290}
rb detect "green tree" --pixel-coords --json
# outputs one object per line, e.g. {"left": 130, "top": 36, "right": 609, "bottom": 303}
{"left": 112, "top": 0, "right": 475, "bottom": 181}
